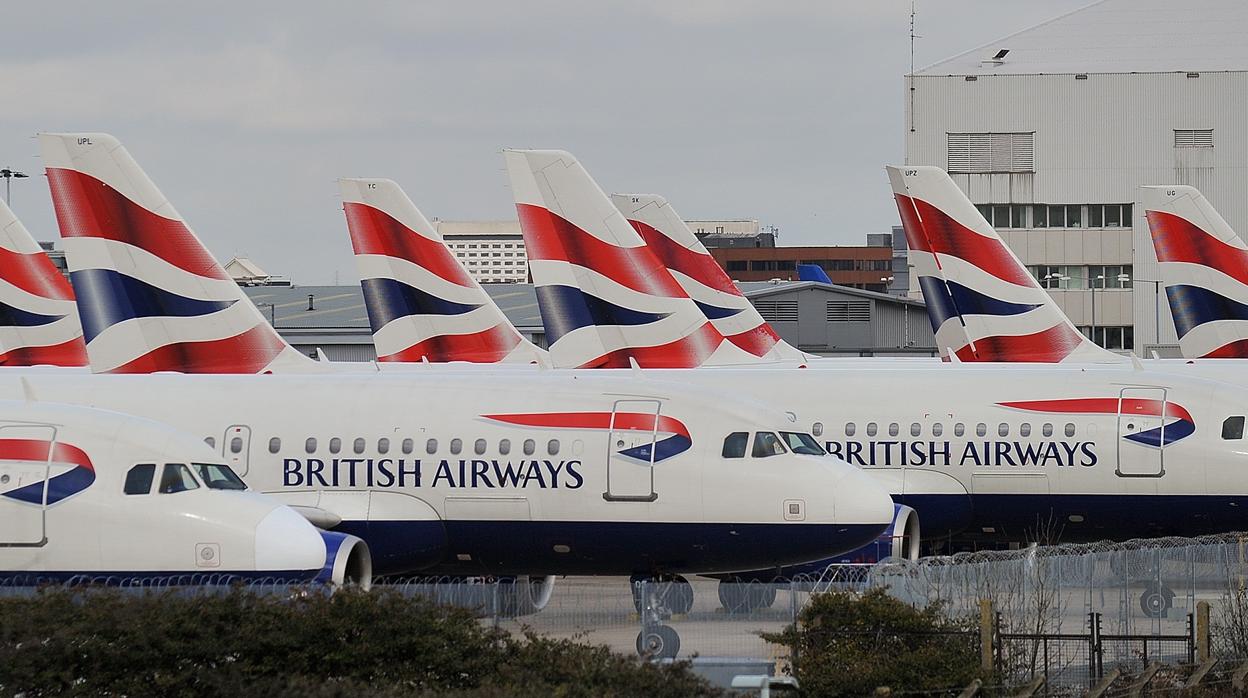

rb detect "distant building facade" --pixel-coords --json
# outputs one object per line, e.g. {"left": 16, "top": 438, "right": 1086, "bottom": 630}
{"left": 710, "top": 240, "right": 898, "bottom": 294}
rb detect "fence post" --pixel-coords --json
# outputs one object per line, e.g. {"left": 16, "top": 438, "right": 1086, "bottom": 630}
{"left": 979, "top": 598, "right": 994, "bottom": 673}
{"left": 1195, "top": 600, "right": 1210, "bottom": 662}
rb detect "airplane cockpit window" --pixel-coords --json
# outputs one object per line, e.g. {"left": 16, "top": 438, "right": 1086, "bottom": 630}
{"left": 722, "top": 432, "right": 748, "bottom": 458}
{"left": 124, "top": 464, "right": 156, "bottom": 495}
{"left": 1222, "top": 416, "right": 1245, "bottom": 440}
{"left": 193, "top": 463, "right": 248, "bottom": 490}
{"left": 158, "top": 463, "right": 200, "bottom": 494}
{"left": 780, "top": 432, "right": 825, "bottom": 456}
{"left": 752, "top": 432, "right": 787, "bottom": 458}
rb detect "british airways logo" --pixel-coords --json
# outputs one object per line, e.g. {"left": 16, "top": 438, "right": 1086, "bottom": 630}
{"left": 0, "top": 439, "right": 95, "bottom": 505}
{"left": 283, "top": 457, "right": 584, "bottom": 490}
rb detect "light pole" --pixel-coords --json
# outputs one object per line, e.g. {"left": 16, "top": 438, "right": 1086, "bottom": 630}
{"left": 1133, "top": 279, "right": 1163, "bottom": 344}
{"left": 1091, "top": 272, "right": 1130, "bottom": 347}
{"left": 0, "top": 168, "right": 28, "bottom": 207}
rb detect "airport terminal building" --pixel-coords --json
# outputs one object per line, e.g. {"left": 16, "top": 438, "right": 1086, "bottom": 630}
{"left": 905, "top": 0, "right": 1248, "bottom": 355}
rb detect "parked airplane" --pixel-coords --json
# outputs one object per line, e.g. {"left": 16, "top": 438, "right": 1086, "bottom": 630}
{"left": 338, "top": 177, "right": 544, "bottom": 364}
{"left": 1142, "top": 185, "right": 1248, "bottom": 359}
{"left": 0, "top": 398, "right": 370, "bottom": 586}
{"left": 0, "top": 199, "right": 87, "bottom": 367}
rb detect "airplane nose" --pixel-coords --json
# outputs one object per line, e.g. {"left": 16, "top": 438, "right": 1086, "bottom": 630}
{"left": 254, "top": 505, "right": 327, "bottom": 574}
{"left": 834, "top": 465, "right": 896, "bottom": 528}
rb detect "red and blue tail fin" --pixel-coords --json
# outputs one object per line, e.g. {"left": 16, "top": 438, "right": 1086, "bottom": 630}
{"left": 339, "top": 177, "right": 543, "bottom": 363}
{"left": 503, "top": 149, "right": 757, "bottom": 369}
{"left": 887, "top": 165, "right": 1122, "bottom": 363}
{"left": 609, "top": 193, "right": 808, "bottom": 362}
{"left": 0, "top": 199, "right": 87, "bottom": 367}
{"left": 38, "top": 133, "right": 315, "bottom": 374}
{"left": 1143, "top": 185, "right": 1248, "bottom": 358}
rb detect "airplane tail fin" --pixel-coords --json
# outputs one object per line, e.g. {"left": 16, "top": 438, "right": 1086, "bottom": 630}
{"left": 338, "top": 177, "right": 542, "bottom": 363}
{"left": 610, "top": 193, "right": 808, "bottom": 362}
{"left": 796, "top": 264, "right": 833, "bottom": 284}
{"left": 503, "top": 149, "right": 748, "bottom": 368}
{"left": 1143, "top": 185, "right": 1248, "bottom": 358}
{"left": 38, "top": 133, "right": 314, "bottom": 373}
{"left": 0, "top": 199, "right": 88, "bottom": 366}
{"left": 887, "top": 165, "right": 1122, "bottom": 363}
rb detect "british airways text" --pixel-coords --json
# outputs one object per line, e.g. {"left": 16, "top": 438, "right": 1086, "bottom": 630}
{"left": 825, "top": 440, "right": 1097, "bottom": 468}
{"left": 282, "top": 458, "right": 585, "bottom": 489}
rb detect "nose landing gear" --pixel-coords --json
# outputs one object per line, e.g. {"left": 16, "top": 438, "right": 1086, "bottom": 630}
{"left": 630, "top": 575, "right": 690, "bottom": 660}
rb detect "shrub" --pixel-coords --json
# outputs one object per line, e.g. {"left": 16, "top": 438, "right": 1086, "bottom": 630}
{"left": 0, "top": 587, "right": 720, "bottom": 697}
{"left": 763, "top": 587, "right": 985, "bottom": 696}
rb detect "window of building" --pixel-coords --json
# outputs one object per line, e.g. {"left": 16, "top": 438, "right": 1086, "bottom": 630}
{"left": 947, "top": 132, "right": 1035, "bottom": 173}
{"left": 124, "top": 464, "right": 156, "bottom": 495}
{"left": 1079, "top": 325, "right": 1134, "bottom": 350}
{"left": 1032, "top": 205, "right": 1047, "bottom": 229}
{"left": 727, "top": 261, "right": 747, "bottom": 272}
{"left": 723, "top": 432, "right": 748, "bottom": 458}
{"left": 1175, "top": 129, "right": 1214, "bottom": 148}
{"left": 1048, "top": 205, "right": 1066, "bottom": 228}
{"left": 268, "top": 437, "right": 281, "bottom": 454}
{"left": 1223, "top": 416, "right": 1245, "bottom": 440}
{"left": 1089, "top": 265, "right": 1132, "bottom": 289}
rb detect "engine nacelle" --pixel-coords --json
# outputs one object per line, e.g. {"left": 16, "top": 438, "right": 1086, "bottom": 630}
{"left": 831, "top": 503, "right": 921, "bottom": 565}
{"left": 316, "top": 532, "right": 373, "bottom": 590}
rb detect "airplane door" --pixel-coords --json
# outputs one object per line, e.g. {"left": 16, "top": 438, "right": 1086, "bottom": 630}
{"left": 0, "top": 424, "right": 57, "bottom": 547}
{"left": 222, "top": 425, "right": 252, "bottom": 476}
{"left": 604, "top": 399, "right": 660, "bottom": 502}
{"left": 1116, "top": 388, "right": 1166, "bottom": 478}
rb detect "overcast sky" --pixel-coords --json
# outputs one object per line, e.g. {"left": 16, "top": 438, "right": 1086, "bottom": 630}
{"left": 1, "top": 1, "right": 1089, "bottom": 284}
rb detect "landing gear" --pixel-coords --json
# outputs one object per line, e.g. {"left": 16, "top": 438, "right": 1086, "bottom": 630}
{"left": 1140, "top": 582, "right": 1175, "bottom": 618}
{"left": 717, "top": 579, "right": 778, "bottom": 613}
{"left": 631, "top": 576, "right": 684, "bottom": 660}
{"left": 630, "top": 575, "right": 693, "bottom": 615}
{"left": 636, "top": 624, "right": 680, "bottom": 660}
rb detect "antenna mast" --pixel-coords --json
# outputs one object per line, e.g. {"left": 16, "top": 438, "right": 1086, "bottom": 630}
{"left": 908, "top": 0, "right": 917, "bottom": 144}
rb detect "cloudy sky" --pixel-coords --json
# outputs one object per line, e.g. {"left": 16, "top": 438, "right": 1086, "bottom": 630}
{"left": 1, "top": 1, "right": 1088, "bottom": 284}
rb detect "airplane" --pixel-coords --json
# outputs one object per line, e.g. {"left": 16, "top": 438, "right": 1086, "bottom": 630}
{"left": 0, "top": 198, "right": 88, "bottom": 367}
{"left": 608, "top": 193, "right": 808, "bottom": 363}
{"left": 1141, "top": 185, "right": 1248, "bottom": 359}
{"left": 0, "top": 397, "right": 369, "bottom": 586}
{"left": 338, "top": 177, "right": 545, "bottom": 364}
{"left": 503, "top": 148, "right": 769, "bottom": 369}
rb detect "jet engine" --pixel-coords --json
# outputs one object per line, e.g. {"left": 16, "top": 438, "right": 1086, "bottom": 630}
{"left": 316, "top": 531, "right": 373, "bottom": 589}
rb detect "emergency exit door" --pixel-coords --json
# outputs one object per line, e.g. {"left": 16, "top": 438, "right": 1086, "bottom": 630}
{"left": 1116, "top": 388, "right": 1167, "bottom": 478}
{"left": 603, "top": 400, "right": 661, "bottom": 502}
{"left": 0, "top": 424, "right": 57, "bottom": 547}
{"left": 222, "top": 425, "right": 252, "bottom": 476}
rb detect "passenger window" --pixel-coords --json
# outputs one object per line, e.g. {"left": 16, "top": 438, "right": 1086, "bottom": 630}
{"left": 499, "top": 439, "right": 511, "bottom": 455}
{"left": 450, "top": 438, "right": 462, "bottom": 455}
{"left": 378, "top": 438, "right": 390, "bottom": 455}
{"left": 548, "top": 439, "right": 560, "bottom": 456}
{"left": 229, "top": 437, "right": 243, "bottom": 454}
{"left": 1223, "top": 416, "right": 1245, "bottom": 440}
{"left": 1065, "top": 423, "right": 1076, "bottom": 437}
{"left": 888, "top": 423, "right": 899, "bottom": 437}
{"left": 866, "top": 422, "right": 878, "bottom": 437}
{"left": 401, "top": 438, "right": 414, "bottom": 454}
{"left": 353, "top": 438, "right": 366, "bottom": 454}
{"left": 305, "top": 437, "right": 317, "bottom": 454}
{"left": 268, "top": 437, "right": 281, "bottom": 454}
{"left": 954, "top": 423, "right": 965, "bottom": 437}
{"left": 474, "top": 438, "right": 487, "bottom": 455}
{"left": 812, "top": 422, "right": 824, "bottom": 437}
{"left": 124, "top": 464, "right": 156, "bottom": 495}
{"left": 932, "top": 423, "right": 943, "bottom": 437}
{"left": 523, "top": 439, "right": 536, "bottom": 456}
{"left": 998, "top": 423, "right": 1009, "bottom": 437}
{"left": 976, "top": 423, "right": 987, "bottom": 437}
{"left": 329, "top": 437, "right": 342, "bottom": 454}
{"left": 426, "top": 439, "right": 438, "bottom": 454}
{"left": 722, "top": 432, "right": 748, "bottom": 458}
{"left": 1020, "top": 423, "right": 1032, "bottom": 437}
{"left": 1042, "top": 423, "right": 1054, "bottom": 437}
{"left": 844, "top": 422, "right": 856, "bottom": 437}
{"left": 204, "top": 436, "right": 215, "bottom": 449}
{"left": 752, "top": 432, "right": 787, "bottom": 458}
{"left": 910, "top": 423, "right": 921, "bottom": 437}
{"left": 158, "top": 463, "right": 199, "bottom": 494}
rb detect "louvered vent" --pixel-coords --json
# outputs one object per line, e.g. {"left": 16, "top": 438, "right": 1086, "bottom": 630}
{"left": 753, "top": 299, "right": 798, "bottom": 322}
{"left": 947, "top": 132, "right": 1035, "bottom": 173}
{"left": 1174, "top": 129, "right": 1213, "bottom": 148}
{"left": 827, "top": 300, "right": 871, "bottom": 323}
